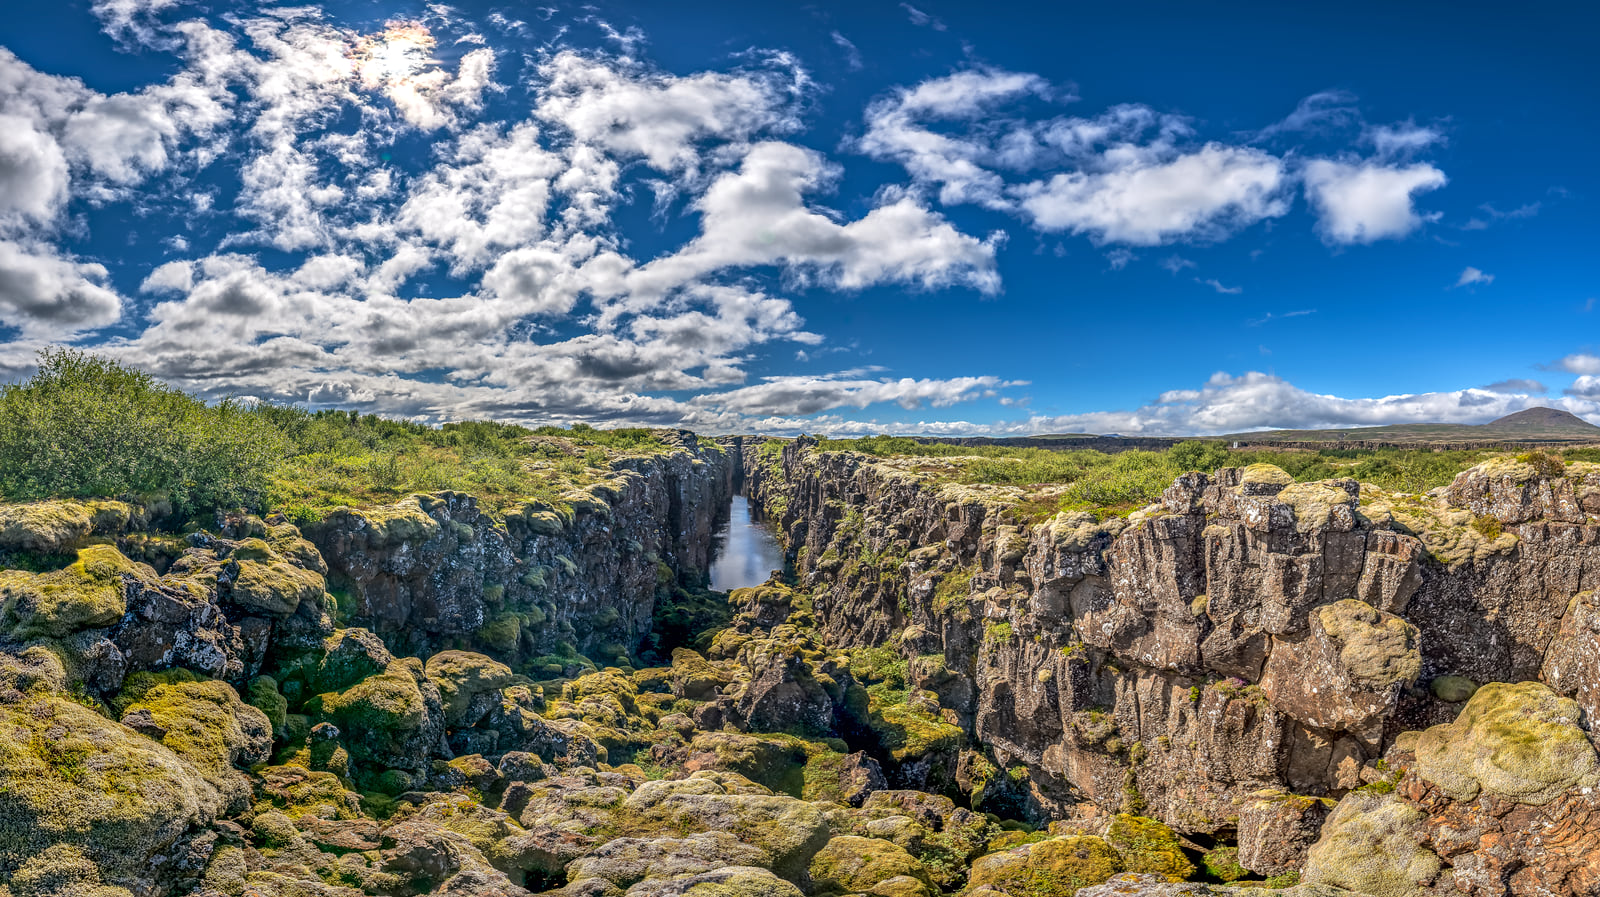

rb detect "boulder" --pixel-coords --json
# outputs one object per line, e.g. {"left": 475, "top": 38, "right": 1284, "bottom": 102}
{"left": 1413, "top": 681, "right": 1599, "bottom": 805}
{"left": 1303, "top": 792, "right": 1440, "bottom": 897}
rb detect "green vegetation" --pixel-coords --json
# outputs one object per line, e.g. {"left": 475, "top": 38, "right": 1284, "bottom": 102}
{"left": 817, "top": 434, "right": 1504, "bottom": 515}
{"left": 0, "top": 348, "right": 284, "bottom": 514}
{"left": 0, "top": 349, "right": 682, "bottom": 523}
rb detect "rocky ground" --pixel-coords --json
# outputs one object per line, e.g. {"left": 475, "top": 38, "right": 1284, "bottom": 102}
{"left": 1, "top": 434, "right": 1597, "bottom": 897}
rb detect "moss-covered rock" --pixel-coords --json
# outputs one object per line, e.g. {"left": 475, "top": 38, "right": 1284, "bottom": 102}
{"left": 568, "top": 832, "right": 772, "bottom": 889}
{"left": 7, "top": 842, "right": 133, "bottom": 897}
{"left": 967, "top": 836, "right": 1124, "bottom": 897}
{"left": 620, "top": 776, "right": 832, "bottom": 880}
{"left": 308, "top": 658, "right": 443, "bottom": 773}
{"left": 1314, "top": 600, "right": 1421, "bottom": 689}
{"left": 0, "top": 544, "right": 154, "bottom": 640}
{"left": 1413, "top": 680, "right": 1600, "bottom": 805}
{"left": 1303, "top": 792, "right": 1440, "bottom": 897}
{"left": 311, "top": 628, "right": 394, "bottom": 694}
{"left": 807, "top": 835, "right": 930, "bottom": 896}
{"left": 1428, "top": 675, "right": 1478, "bottom": 703}
{"left": 116, "top": 670, "right": 273, "bottom": 812}
{"left": 425, "top": 650, "right": 513, "bottom": 728}
{"left": 247, "top": 675, "right": 289, "bottom": 737}
{"left": 0, "top": 691, "right": 221, "bottom": 893}
{"left": 229, "top": 538, "right": 327, "bottom": 617}
{"left": 0, "top": 500, "right": 135, "bottom": 555}
{"left": 671, "top": 648, "right": 731, "bottom": 701}
{"left": 253, "top": 764, "right": 363, "bottom": 819}
{"left": 625, "top": 865, "right": 806, "bottom": 897}
{"left": 1102, "top": 815, "right": 1194, "bottom": 882}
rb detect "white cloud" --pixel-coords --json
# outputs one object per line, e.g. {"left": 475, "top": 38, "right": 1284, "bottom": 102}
{"left": 1009, "top": 371, "right": 1590, "bottom": 438}
{"left": 1549, "top": 354, "right": 1600, "bottom": 375}
{"left": 830, "top": 32, "right": 862, "bottom": 70}
{"left": 899, "top": 3, "right": 947, "bottom": 30}
{"left": 535, "top": 50, "right": 801, "bottom": 175}
{"left": 1302, "top": 159, "right": 1447, "bottom": 244}
{"left": 1454, "top": 266, "right": 1493, "bottom": 288}
{"left": 698, "top": 373, "right": 1014, "bottom": 416}
{"left": 0, "top": 240, "right": 123, "bottom": 335}
{"left": 1014, "top": 144, "right": 1289, "bottom": 245}
{"left": 1198, "top": 278, "right": 1242, "bottom": 294}
{"left": 1366, "top": 121, "right": 1444, "bottom": 156}
{"left": 628, "top": 142, "right": 1000, "bottom": 300}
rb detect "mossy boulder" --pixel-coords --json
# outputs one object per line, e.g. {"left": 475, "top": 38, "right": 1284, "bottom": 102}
{"left": 807, "top": 835, "right": 930, "bottom": 896}
{"left": 568, "top": 832, "right": 772, "bottom": 889}
{"left": 0, "top": 499, "right": 135, "bottom": 555}
{"left": 7, "top": 842, "right": 133, "bottom": 897}
{"left": 311, "top": 628, "right": 394, "bottom": 694}
{"left": 308, "top": 657, "right": 444, "bottom": 773}
{"left": 1102, "top": 815, "right": 1194, "bottom": 881}
{"left": 1314, "top": 600, "right": 1422, "bottom": 689}
{"left": 425, "top": 650, "right": 514, "bottom": 728}
{"left": 621, "top": 776, "right": 832, "bottom": 880}
{"left": 0, "top": 544, "right": 154, "bottom": 640}
{"left": 116, "top": 670, "right": 273, "bottom": 812}
{"left": 0, "top": 691, "right": 221, "bottom": 893}
{"left": 229, "top": 538, "right": 327, "bottom": 617}
{"left": 1413, "top": 680, "right": 1600, "bottom": 805}
{"left": 685, "top": 731, "right": 812, "bottom": 796}
{"left": 626, "top": 866, "right": 806, "bottom": 897}
{"left": 1303, "top": 792, "right": 1440, "bottom": 897}
{"left": 671, "top": 648, "right": 731, "bottom": 701}
{"left": 253, "top": 764, "right": 363, "bottom": 819}
{"left": 967, "top": 836, "right": 1124, "bottom": 897}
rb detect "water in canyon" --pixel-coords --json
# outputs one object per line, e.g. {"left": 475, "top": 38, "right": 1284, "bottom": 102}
{"left": 708, "top": 493, "right": 786, "bottom": 591}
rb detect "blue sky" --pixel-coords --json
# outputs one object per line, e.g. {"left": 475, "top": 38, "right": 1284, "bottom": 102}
{"left": 0, "top": 0, "right": 1594, "bottom": 435}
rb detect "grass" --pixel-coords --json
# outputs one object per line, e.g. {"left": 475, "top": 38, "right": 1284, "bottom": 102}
{"left": 815, "top": 435, "right": 1500, "bottom": 517}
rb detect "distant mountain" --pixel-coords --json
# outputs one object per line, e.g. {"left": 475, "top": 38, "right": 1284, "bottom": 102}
{"left": 1220, "top": 408, "right": 1600, "bottom": 445}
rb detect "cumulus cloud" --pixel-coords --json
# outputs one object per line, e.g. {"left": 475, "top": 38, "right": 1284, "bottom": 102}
{"left": 859, "top": 69, "right": 1299, "bottom": 246}
{"left": 0, "top": 240, "right": 123, "bottom": 335}
{"left": 1454, "top": 266, "right": 1493, "bottom": 288}
{"left": 629, "top": 142, "right": 1000, "bottom": 300}
{"left": 1302, "top": 159, "right": 1447, "bottom": 244}
{"left": 1015, "top": 144, "right": 1289, "bottom": 244}
{"left": 697, "top": 373, "right": 1015, "bottom": 416}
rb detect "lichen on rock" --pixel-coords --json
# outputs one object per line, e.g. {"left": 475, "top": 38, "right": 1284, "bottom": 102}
{"left": 1412, "top": 680, "right": 1600, "bottom": 805}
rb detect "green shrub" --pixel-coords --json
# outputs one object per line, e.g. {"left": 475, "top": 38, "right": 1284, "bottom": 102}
{"left": 0, "top": 349, "right": 284, "bottom": 513}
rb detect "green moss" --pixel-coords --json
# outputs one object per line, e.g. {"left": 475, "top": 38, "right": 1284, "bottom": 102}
{"left": 117, "top": 673, "right": 272, "bottom": 811}
{"left": 809, "top": 835, "right": 931, "bottom": 896}
{"left": 229, "top": 542, "right": 326, "bottom": 617}
{"left": 479, "top": 613, "right": 522, "bottom": 653}
{"left": 246, "top": 675, "right": 289, "bottom": 736}
{"left": 0, "top": 544, "right": 152, "bottom": 640}
{"left": 1201, "top": 846, "right": 1248, "bottom": 883}
{"left": 985, "top": 622, "right": 1015, "bottom": 644}
{"left": 932, "top": 568, "right": 975, "bottom": 611}
{"left": 1304, "top": 792, "right": 1440, "bottom": 897}
{"left": 0, "top": 693, "right": 220, "bottom": 887}
{"left": 1413, "top": 680, "right": 1600, "bottom": 804}
{"left": 1102, "top": 814, "right": 1194, "bottom": 881}
{"left": 967, "top": 836, "right": 1124, "bottom": 897}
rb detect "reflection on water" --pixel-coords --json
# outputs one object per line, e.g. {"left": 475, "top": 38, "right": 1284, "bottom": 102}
{"left": 709, "top": 494, "right": 786, "bottom": 591}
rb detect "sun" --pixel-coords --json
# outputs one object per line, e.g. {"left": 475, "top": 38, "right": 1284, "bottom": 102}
{"left": 350, "top": 21, "right": 438, "bottom": 91}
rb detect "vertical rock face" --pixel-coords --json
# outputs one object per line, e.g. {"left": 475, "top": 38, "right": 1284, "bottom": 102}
{"left": 305, "top": 432, "right": 733, "bottom": 665}
{"left": 741, "top": 438, "right": 1600, "bottom": 887}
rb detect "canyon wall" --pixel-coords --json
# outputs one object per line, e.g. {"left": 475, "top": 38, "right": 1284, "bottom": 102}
{"left": 742, "top": 437, "right": 1600, "bottom": 890}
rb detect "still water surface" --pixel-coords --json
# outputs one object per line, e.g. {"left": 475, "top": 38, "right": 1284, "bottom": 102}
{"left": 709, "top": 494, "right": 786, "bottom": 591}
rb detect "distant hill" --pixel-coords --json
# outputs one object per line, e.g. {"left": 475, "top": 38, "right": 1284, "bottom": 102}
{"left": 1219, "top": 408, "right": 1600, "bottom": 446}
